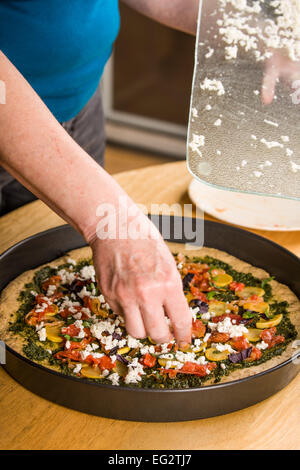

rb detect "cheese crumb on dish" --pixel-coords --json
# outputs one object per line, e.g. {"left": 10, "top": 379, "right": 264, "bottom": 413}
{"left": 200, "top": 78, "right": 225, "bottom": 96}
{"left": 205, "top": 47, "right": 215, "bottom": 58}
{"left": 260, "top": 138, "right": 283, "bottom": 149}
{"left": 290, "top": 160, "right": 300, "bottom": 173}
{"left": 264, "top": 119, "right": 279, "bottom": 127}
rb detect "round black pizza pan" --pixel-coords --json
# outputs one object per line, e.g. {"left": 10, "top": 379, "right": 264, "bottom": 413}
{"left": 0, "top": 218, "right": 299, "bottom": 422}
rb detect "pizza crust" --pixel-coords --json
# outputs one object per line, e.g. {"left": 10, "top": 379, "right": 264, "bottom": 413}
{"left": 0, "top": 243, "right": 299, "bottom": 386}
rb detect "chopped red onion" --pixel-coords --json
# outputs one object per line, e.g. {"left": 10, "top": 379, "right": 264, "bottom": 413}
{"left": 116, "top": 354, "right": 130, "bottom": 365}
{"left": 229, "top": 347, "right": 252, "bottom": 363}
{"left": 189, "top": 299, "right": 209, "bottom": 313}
{"left": 182, "top": 273, "right": 194, "bottom": 289}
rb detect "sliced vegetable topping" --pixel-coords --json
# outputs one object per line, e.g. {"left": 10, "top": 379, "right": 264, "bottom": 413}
{"left": 205, "top": 347, "right": 230, "bottom": 362}
{"left": 213, "top": 273, "right": 233, "bottom": 288}
{"left": 243, "top": 301, "right": 270, "bottom": 314}
{"left": 256, "top": 314, "right": 283, "bottom": 329}
{"left": 246, "top": 328, "right": 263, "bottom": 342}
{"left": 45, "top": 323, "right": 64, "bottom": 343}
{"left": 236, "top": 286, "right": 265, "bottom": 299}
{"left": 208, "top": 301, "right": 227, "bottom": 316}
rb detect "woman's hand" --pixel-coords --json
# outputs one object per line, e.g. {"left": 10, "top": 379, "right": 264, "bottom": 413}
{"left": 90, "top": 212, "right": 192, "bottom": 346}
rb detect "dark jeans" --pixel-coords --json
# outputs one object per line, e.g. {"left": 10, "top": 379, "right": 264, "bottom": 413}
{"left": 0, "top": 86, "right": 105, "bottom": 215}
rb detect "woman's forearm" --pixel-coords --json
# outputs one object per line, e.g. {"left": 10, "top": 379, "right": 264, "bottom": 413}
{"left": 0, "top": 51, "right": 192, "bottom": 344}
{"left": 122, "top": 0, "right": 200, "bottom": 35}
{"left": 0, "top": 51, "right": 132, "bottom": 242}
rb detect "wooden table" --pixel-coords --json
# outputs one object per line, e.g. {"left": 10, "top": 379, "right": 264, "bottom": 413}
{"left": 0, "top": 161, "right": 299, "bottom": 450}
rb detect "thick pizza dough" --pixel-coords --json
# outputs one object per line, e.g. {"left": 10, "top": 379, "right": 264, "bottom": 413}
{"left": 0, "top": 243, "right": 299, "bottom": 386}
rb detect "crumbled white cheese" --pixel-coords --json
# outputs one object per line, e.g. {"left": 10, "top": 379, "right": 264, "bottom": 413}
{"left": 73, "top": 363, "right": 82, "bottom": 374}
{"left": 124, "top": 357, "right": 145, "bottom": 384}
{"left": 290, "top": 160, "right": 300, "bottom": 173}
{"left": 189, "top": 133, "right": 205, "bottom": 156}
{"left": 173, "top": 350, "right": 208, "bottom": 366}
{"left": 209, "top": 317, "right": 248, "bottom": 338}
{"left": 37, "top": 327, "right": 47, "bottom": 342}
{"left": 256, "top": 341, "right": 269, "bottom": 350}
{"left": 80, "top": 350, "right": 104, "bottom": 361}
{"left": 139, "top": 345, "right": 155, "bottom": 355}
{"left": 192, "top": 107, "right": 198, "bottom": 118}
{"left": 35, "top": 321, "right": 44, "bottom": 332}
{"left": 159, "top": 353, "right": 174, "bottom": 360}
{"left": 57, "top": 269, "right": 76, "bottom": 285}
{"left": 218, "top": 0, "right": 300, "bottom": 63}
{"left": 214, "top": 118, "right": 222, "bottom": 126}
{"left": 79, "top": 265, "right": 96, "bottom": 282}
{"left": 67, "top": 257, "right": 76, "bottom": 266}
{"left": 200, "top": 78, "right": 225, "bottom": 96}
{"left": 73, "top": 319, "right": 85, "bottom": 339}
{"left": 201, "top": 312, "right": 211, "bottom": 321}
{"left": 259, "top": 161, "right": 273, "bottom": 170}
{"left": 90, "top": 318, "right": 115, "bottom": 339}
{"left": 73, "top": 312, "right": 82, "bottom": 320}
{"left": 46, "top": 284, "right": 57, "bottom": 297}
{"left": 260, "top": 138, "right": 283, "bottom": 149}
{"left": 193, "top": 338, "right": 203, "bottom": 348}
{"left": 108, "top": 372, "right": 120, "bottom": 386}
{"left": 203, "top": 333, "right": 211, "bottom": 343}
{"left": 225, "top": 45, "right": 238, "bottom": 60}
{"left": 211, "top": 342, "right": 235, "bottom": 353}
{"left": 190, "top": 307, "right": 199, "bottom": 321}
{"left": 205, "top": 47, "right": 215, "bottom": 59}
{"left": 127, "top": 335, "right": 142, "bottom": 349}
{"left": 264, "top": 119, "right": 279, "bottom": 127}
{"left": 165, "top": 360, "right": 184, "bottom": 370}
{"left": 77, "top": 286, "right": 92, "bottom": 299}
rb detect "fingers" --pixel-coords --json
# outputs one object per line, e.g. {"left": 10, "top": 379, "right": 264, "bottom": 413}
{"left": 140, "top": 303, "right": 173, "bottom": 344}
{"left": 261, "top": 61, "right": 278, "bottom": 105}
{"left": 164, "top": 292, "right": 192, "bottom": 347}
{"left": 122, "top": 304, "right": 147, "bottom": 339}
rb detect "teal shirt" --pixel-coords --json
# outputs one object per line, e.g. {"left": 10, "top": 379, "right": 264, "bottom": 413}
{"left": 0, "top": 0, "right": 120, "bottom": 121}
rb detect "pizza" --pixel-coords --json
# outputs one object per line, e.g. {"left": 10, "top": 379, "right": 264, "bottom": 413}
{"left": 0, "top": 244, "right": 299, "bottom": 389}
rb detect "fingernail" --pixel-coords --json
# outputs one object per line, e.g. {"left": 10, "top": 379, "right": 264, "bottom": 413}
{"left": 179, "top": 342, "right": 190, "bottom": 352}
